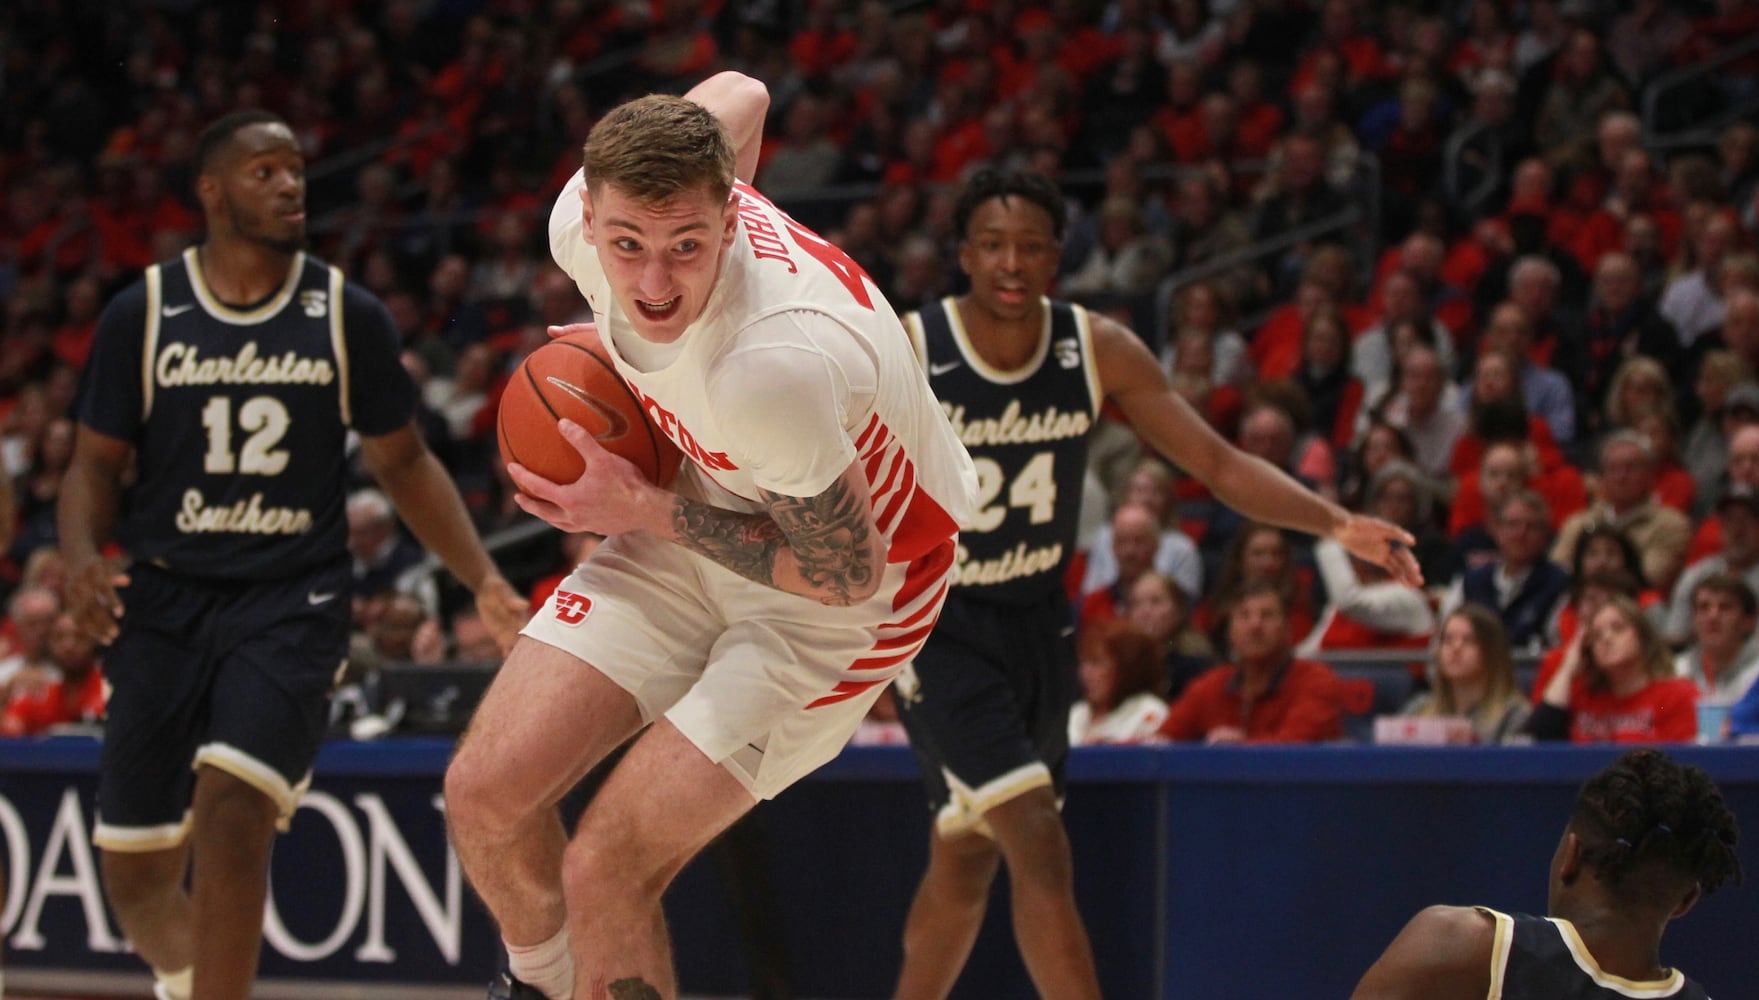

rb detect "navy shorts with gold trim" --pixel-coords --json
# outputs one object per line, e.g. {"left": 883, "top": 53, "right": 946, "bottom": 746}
{"left": 94, "top": 558, "right": 351, "bottom": 852}
{"left": 893, "top": 589, "right": 1077, "bottom": 838}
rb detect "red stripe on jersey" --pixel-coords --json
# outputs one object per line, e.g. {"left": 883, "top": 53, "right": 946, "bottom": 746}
{"left": 872, "top": 620, "right": 937, "bottom": 652}
{"left": 806, "top": 677, "right": 887, "bottom": 709}
{"left": 846, "top": 649, "right": 920, "bottom": 672}
{"left": 871, "top": 449, "right": 906, "bottom": 504}
{"left": 894, "top": 538, "right": 955, "bottom": 609}
{"left": 855, "top": 413, "right": 882, "bottom": 453}
{"left": 881, "top": 583, "right": 947, "bottom": 629}
{"left": 875, "top": 463, "right": 915, "bottom": 533}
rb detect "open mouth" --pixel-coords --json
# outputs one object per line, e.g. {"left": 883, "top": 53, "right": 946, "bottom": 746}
{"left": 637, "top": 296, "right": 681, "bottom": 320}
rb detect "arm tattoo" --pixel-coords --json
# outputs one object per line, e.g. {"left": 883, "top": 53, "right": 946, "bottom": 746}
{"left": 607, "top": 978, "right": 662, "bottom": 1000}
{"left": 762, "top": 476, "right": 875, "bottom": 604}
{"left": 670, "top": 498, "right": 785, "bottom": 588}
{"left": 667, "top": 476, "right": 875, "bottom": 602}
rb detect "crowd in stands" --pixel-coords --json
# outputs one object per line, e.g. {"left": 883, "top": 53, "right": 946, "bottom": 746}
{"left": 3, "top": 0, "right": 1759, "bottom": 744}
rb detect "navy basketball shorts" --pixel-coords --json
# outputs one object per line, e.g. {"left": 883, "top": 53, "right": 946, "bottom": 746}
{"left": 94, "top": 559, "right": 352, "bottom": 852}
{"left": 893, "top": 589, "right": 1078, "bottom": 839}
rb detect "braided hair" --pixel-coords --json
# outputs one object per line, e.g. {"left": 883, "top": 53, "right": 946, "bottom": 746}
{"left": 1570, "top": 749, "right": 1743, "bottom": 907}
{"left": 952, "top": 169, "right": 1067, "bottom": 243}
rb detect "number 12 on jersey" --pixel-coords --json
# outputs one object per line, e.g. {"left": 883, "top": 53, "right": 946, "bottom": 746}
{"left": 201, "top": 395, "right": 292, "bottom": 475}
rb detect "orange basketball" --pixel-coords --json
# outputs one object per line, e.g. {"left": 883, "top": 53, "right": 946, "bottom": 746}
{"left": 497, "top": 326, "right": 684, "bottom": 488}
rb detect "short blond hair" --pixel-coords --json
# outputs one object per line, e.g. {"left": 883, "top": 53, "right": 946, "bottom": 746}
{"left": 582, "top": 94, "right": 735, "bottom": 204}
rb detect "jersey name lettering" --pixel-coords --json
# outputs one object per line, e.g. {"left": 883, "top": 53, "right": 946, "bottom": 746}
{"left": 156, "top": 341, "right": 336, "bottom": 388}
{"left": 735, "top": 198, "right": 799, "bottom": 272}
{"left": 627, "top": 383, "right": 737, "bottom": 471}
{"left": 950, "top": 540, "right": 1065, "bottom": 586}
{"left": 942, "top": 400, "right": 1091, "bottom": 447}
{"left": 174, "top": 488, "right": 314, "bottom": 535}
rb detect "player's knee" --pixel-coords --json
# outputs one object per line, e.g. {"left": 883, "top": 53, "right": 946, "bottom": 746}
{"left": 560, "top": 831, "right": 671, "bottom": 906}
{"left": 193, "top": 770, "right": 279, "bottom": 835}
{"left": 100, "top": 851, "right": 180, "bottom": 913}
{"left": 442, "top": 750, "right": 519, "bottom": 838}
{"left": 936, "top": 833, "right": 1002, "bottom": 887}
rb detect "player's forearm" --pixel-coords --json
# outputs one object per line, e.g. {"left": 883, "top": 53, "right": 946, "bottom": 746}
{"left": 56, "top": 460, "right": 121, "bottom": 566}
{"left": 1205, "top": 451, "right": 1348, "bottom": 542}
{"left": 375, "top": 449, "right": 503, "bottom": 592}
{"left": 660, "top": 494, "right": 881, "bottom": 606}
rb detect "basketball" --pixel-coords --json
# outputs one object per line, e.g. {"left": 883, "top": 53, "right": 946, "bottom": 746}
{"left": 497, "top": 325, "right": 684, "bottom": 488}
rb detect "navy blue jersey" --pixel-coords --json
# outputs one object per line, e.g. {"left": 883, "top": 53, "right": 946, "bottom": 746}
{"left": 1481, "top": 908, "right": 1711, "bottom": 999}
{"left": 79, "top": 248, "right": 416, "bottom": 581}
{"left": 905, "top": 297, "right": 1101, "bottom": 605}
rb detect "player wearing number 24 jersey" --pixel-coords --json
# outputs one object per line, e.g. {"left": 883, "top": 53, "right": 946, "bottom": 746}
{"left": 889, "top": 170, "right": 1426, "bottom": 1000}
{"left": 58, "top": 112, "right": 525, "bottom": 1000}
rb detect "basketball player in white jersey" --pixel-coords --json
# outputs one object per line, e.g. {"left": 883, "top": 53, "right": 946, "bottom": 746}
{"left": 444, "top": 72, "right": 978, "bottom": 1000}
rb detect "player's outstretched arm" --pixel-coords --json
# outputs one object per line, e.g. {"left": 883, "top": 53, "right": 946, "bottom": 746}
{"left": 359, "top": 425, "right": 527, "bottom": 652}
{"left": 57, "top": 424, "right": 133, "bottom": 645}
{"left": 1349, "top": 905, "right": 1494, "bottom": 1000}
{"left": 1092, "top": 315, "right": 1422, "bottom": 587}
{"left": 683, "top": 71, "right": 769, "bottom": 183}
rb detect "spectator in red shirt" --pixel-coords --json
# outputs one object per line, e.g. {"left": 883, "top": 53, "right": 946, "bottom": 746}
{"left": 1526, "top": 595, "right": 1698, "bottom": 744}
{"left": 1158, "top": 581, "right": 1344, "bottom": 744}
{"left": 1, "top": 613, "right": 104, "bottom": 737}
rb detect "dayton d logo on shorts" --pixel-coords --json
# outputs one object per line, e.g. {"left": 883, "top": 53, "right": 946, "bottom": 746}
{"left": 553, "top": 590, "right": 593, "bottom": 625}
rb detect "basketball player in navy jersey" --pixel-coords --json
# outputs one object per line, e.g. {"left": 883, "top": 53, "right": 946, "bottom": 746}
{"left": 58, "top": 111, "right": 527, "bottom": 1000}
{"left": 1352, "top": 748, "right": 1741, "bottom": 1000}
{"left": 891, "top": 170, "right": 1422, "bottom": 998}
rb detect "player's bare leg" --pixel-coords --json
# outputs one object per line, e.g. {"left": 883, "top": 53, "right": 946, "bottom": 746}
{"left": 446, "top": 638, "right": 645, "bottom": 950}
{"left": 985, "top": 787, "right": 1100, "bottom": 1000}
{"left": 894, "top": 829, "right": 1001, "bottom": 1000}
{"left": 184, "top": 766, "right": 280, "bottom": 1000}
{"left": 101, "top": 847, "right": 193, "bottom": 981}
{"left": 562, "top": 717, "right": 757, "bottom": 999}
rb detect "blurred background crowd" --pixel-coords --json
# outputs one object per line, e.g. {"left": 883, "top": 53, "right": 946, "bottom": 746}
{"left": 2, "top": 0, "right": 1759, "bottom": 746}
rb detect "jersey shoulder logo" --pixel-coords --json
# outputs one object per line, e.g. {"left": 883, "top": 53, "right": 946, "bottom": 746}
{"left": 1054, "top": 338, "right": 1080, "bottom": 370}
{"left": 298, "top": 290, "right": 328, "bottom": 318}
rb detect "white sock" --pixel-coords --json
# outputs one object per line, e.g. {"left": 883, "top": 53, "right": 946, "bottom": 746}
{"left": 507, "top": 926, "right": 574, "bottom": 1000}
{"left": 153, "top": 966, "right": 193, "bottom": 1000}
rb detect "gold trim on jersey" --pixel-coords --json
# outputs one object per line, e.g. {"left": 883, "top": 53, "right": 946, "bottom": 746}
{"left": 944, "top": 296, "right": 1052, "bottom": 385}
{"left": 142, "top": 264, "right": 163, "bottom": 420}
{"left": 327, "top": 264, "right": 351, "bottom": 426}
{"left": 183, "top": 246, "right": 306, "bottom": 325}
{"left": 1479, "top": 906, "right": 1512, "bottom": 999}
{"left": 1069, "top": 302, "right": 1104, "bottom": 419}
{"left": 903, "top": 310, "right": 930, "bottom": 370}
{"left": 1550, "top": 917, "right": 1685, "bottom": 997}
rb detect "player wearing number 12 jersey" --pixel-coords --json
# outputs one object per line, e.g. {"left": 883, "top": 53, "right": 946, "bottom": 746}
{"left": 58, "top": 112, "right": 526, "bottom": 1000}
{"left": 889, "top": 170, "right": 1425, "bottom": 1000}
{"left": 443, "top": 74, "right": 976, "bottom": 999}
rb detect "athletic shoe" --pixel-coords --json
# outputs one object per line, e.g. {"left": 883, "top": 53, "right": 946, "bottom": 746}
{"left": 487, "top": 969, "right": 550, "bottom": 999}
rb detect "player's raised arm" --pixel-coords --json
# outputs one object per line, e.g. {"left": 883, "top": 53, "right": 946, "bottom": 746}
{"left": 1093, "top": 313, "right": 1421, "bottom": 586}
{"left": 683, "top": 71, "right": 769, "bottom": 183}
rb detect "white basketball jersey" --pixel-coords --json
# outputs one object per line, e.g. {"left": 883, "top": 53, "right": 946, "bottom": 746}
{"left": 548, "top": 169, "right": 977, "bottom": 566}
